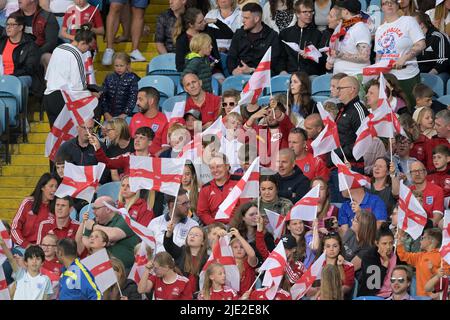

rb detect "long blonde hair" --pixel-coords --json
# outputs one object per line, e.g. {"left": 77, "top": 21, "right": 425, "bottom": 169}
{"left": 319, "top": 264, "right": 343, "bottom": 300}
{"left": 118, "top": 175, "right": 156, "bottom": 211}
{"left": 106, "top": 118, "right": 131, "bottom": 145}
{"left": 201, "top": 262, "right": 224, "bottom": 300}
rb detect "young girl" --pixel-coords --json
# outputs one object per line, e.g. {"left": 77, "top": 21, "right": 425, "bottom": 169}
{"left": 181, "top": 162, "right": 200, "bottom": 221}
{"left": 285, "top": 217, "right": 320, "bottom": 270}
{"left": 198, "top": 262, "right": 239, "bottom": 300}
{"left": 229, "top": 227, "right": 258, "bottom": 296}
{"left": 40, "top": 234, "right": 62, "bottom": 277}
{"left": 137, "top": 252, "right": 193, "bottom": 300}
{"left": 313, "top": 264, "right": 343, "bottom": 300}
{"left": 117, "top": 175, "right": 154, "bottom": 227}
{"left": 99, "top": 52, "right": 140, "bottom": 120}
{"left": 76, "top": 213, "right": 109, "bottom": 257}
{"left": 182, "top": 33, "right": 214, "bottom": 93}
{"left": 413, "top": 107, "right": 436, "bottom": 139}
{"left": 104, "top": 257, "right": 141, "bottom": 300}
{"left": 163, "top": 224, "right": 209, "bottom": 295}
{"left": 310, "top": 178, "right": 339, "bottom": 236}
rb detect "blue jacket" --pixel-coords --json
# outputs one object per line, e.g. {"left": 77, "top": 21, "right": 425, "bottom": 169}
{"left": 99, "top": 71, "right": 140, "bottom": 117}
{"left": 58, "top": 258, "right": 102, "bottom": 300}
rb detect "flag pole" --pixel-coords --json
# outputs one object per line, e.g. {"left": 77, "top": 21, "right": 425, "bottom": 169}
{"left": 339, "top": 146, "right": 349, "bottom": 163}
{"left": 170, "top": 195, "right": 178, "bottom": 223}
{"left": 116, "top": 282, "right": 124, "bottom": 298}
{"left": 342, "top": 174, "right": 353, "bottom": 204}
{"left": 88, "top": 4, "right": 100, "bottom": 23}
{"left": 440, "top": 259, "right": 444, "bottom": 300}
{"left": 248, "top": 271, "right": 262, "bottom": 292}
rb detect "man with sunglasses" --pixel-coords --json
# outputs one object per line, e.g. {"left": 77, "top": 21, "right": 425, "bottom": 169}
{"left": 386, "top": 265, "right": 415, "bottom": 300}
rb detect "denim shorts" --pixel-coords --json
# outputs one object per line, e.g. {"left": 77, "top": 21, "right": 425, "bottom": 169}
{"left": 109, "top": 0, "right": 148, "bottom": 8}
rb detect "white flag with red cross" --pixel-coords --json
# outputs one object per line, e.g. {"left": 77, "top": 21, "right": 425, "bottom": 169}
{"left": 128, "top": 242, "right": 149, "bottom": 285}
{"left": 103, "top": 201, "right": 156, "bottom": 250}
{"left": 328, "top": 21, "right": 344, "bottom": 52}
{"left": 285, "top": 184, "right": 320, "bottom": 222}
{"left": 398, "top": 181, "right": 428, "bottom": 240}
{"left": 331, "top": 150, "right": 370, "bottom": 191}
{"left": 303, "top": 45, "right": 322, "bottom": 63}
{"left": 199, "top": 235, "right": 240, "bottom": 292}
{"left": 0, "top": 267, "right": 10, "bottom": 300}
{"left": 61, "top": 89, "right": 98, "bottom": 127}
{"left": 164, "top": 99, "right": 186, "bottom": 126}
{"left": 83, "top": 51, "right": 96, "bottom": 85}
{"left": 129, "top": 156, "right": 185, "bottom": 196}
{"left": 290, "top": 252, "right": 326, "bottom": 300}
{"left": 258, "top": 240, "right": 287, "bottom": 300}
{"left": 440, "top": 210, "right": 450, "bottom": 264}
{"left": 55, "top": 162, "right": 105, "bottom": 202}
{"left": 44, "top": 107, "right": 77, "bottom": 161}
{"left": 81, "top": 248, "right": 117, "bottom": 293}
{"left": 0, "top": 220, "right": 12, "bottom": 265}
{"left": 238, "top": 47, "right": 271, "bottom": 106}
{"left": 264, "top": 209, "right": 285, "bottom": 242}
{"left": 362, "top": 59, "right": 396, "bottom": 83}
{"left": 311, "top": 102, "right": 341, "bottom": 157}
{"left": 215, "top": 157, "right": 259, "bottom": 220}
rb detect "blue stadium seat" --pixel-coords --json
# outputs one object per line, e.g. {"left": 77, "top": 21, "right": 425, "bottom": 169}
{"left": 0, "top": 75, "right": 23, "bottom": 127}
{"left": 212, "top": 77, "right": 220, "bottom": 96}
{"left": 96, "top": 181, "right": 121, "bottom": 202}
{"left": 222, "top": 75, "right": 251, "bottom": 92}
{"left": 0, "top": 98, "right": 10, "bottom": 163}
{"left": 220, "top": 52, "right": 230, "bottom": 78}
{"left": 147, "top": 53, "right": 176, "bottom": 74}
{"left": 312, "top": 74, "right": 332, "bottom": 96}
{"left": 447, "top": 79, "right": 450, "bottom": 95}
{"left": 162, "top": 95, "right": 187, "bottom": 114}
{"left": 420, "top": 73, "right": 444, "bottom": 97}
{"left": 270, "top": 75, "right": 290, "bottom": 95}
{"left": 258, "top": 95, "right": 271, "bottom": 106}
{"left": 138, "top": 75, "right": 175, "bottom": 98}
{"left": 77, "top": 204, "right": 96, "bottom": 222}
{"left": 412, "top": 296, "right": 432, "bottom": 300}
{"left": 312, "top": 95, "right": 330, "bottom": 104}
{"left": 359, "top": 0, "right": 367, "bottom": 11}
{"left": 353, "top": 296, "right": 384, "bottom": 300}
{"left": 125, "top": 116, "right": 132, "bottom": 125}
{"left": 438, "top": 95, "right": 450, "bottom": 106}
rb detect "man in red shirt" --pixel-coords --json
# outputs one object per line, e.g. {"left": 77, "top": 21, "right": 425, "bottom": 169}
{"left": 197, "top": 153, "right": 241, "bottom": 225}
{"left": 288, "top": 127, "right": 330, "bottom": 181}
{"left": 90, "top": 126, "right": 154, "bottom": 177}
{"left": 183, "top": 73, "right": 220, "bottom": 129}
{"left": 129, "top": 86, "right": 169, "bottom": 156}
{"left": 37, "top": 196, "right": 80, "bottom": 244}
{"left": 425, "top": 109, "right": 450, "bottom": 172}
{"left": 409, "top": 161, "right": 444, "bottom": 227}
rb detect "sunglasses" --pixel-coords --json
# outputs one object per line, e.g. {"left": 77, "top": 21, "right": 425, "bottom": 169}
{"left": 222, "top": 102, "right": 236, "bottom": 108}
{"left": 390, "top": 277, "right": 406, "bottom": 284}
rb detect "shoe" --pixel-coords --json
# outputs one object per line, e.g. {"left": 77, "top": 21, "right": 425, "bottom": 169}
{"left": 102, "top": 48, "right": 115, "bottom": 66}
{"left": 130, "top": 49, "right": 146, "bottom": 62}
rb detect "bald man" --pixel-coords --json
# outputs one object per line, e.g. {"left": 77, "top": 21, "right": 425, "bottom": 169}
{"left": 82, "top": 196, "right": 140, "bottom": 270}
{"left": 328, "top": 76, "right": 368, "bottom": 203}
{"left": 304, "top": 113, "right": 324, "bottom": 157}
{"left": 274, "top": 148, "right": 310, "bottom": 204}
{"left": 409, "top": 161, "right": 444, "bottom": 227}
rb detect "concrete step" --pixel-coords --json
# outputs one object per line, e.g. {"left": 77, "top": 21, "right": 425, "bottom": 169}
{"left": 13, "top": 143, "right": 45, "bottom": 155}
{"left": 95, "top": 61, "right": 151, "bottom": 72}
{"left": 11, "top": 155, "right": 49, "bottom": 166}
{"left": 0, "top": 187, "right": 34, "bottom": 198}
{"left": 0, "top": 176, "right": 42, "bottom": 187}
{"left": 1, "top": 209, "right": 18, "bottom": 222}
{"left": 28, "top": 133, "right": 49, "bottom": 144}
{"left": 97, "top": 41, "right": 157, "bottom": 52}
{"left": 2, "top": 165, "right": 49, "bottom": 177}
{"left": 144, "top": 4, "right": 168, "bottom": 15}
{"left": 30, "top": 122, "right": 50, "bottom": 133}
{"left": 0, "top": 198, "right": 25, "bottom": 209}
{"left": 31, "top": 112, "right": 49, "bottom": 123}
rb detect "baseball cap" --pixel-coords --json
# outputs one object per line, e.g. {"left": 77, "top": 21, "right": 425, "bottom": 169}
{"left": 183, "top": 108, "right": 202, "bottom": 120}
{"left": 335, "top": 0, "right": 361, "bottom": 15}
{"left": 280, "top": 234, "right": 297, "bottom": 250}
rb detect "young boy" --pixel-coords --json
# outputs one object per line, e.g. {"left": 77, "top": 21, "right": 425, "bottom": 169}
{"left": 427, "top": 145, "right": 450, "bottom": 200}
{"left": 220, "top": 112, "right": 244, "bottom": 173}
{"left": 60, "top": 0, "right": 104, "bottom": 42}
{"left": 397, "top": 228, "right": 449, "bottom": 297}
{"left": 0, "top": 237, "right": 53, "bottom": 300}
{"left": 412, "top": 83, "right": 447, "bottom": 115}
{"left": 393, "top": 134, "right": 418, "bottom": 185}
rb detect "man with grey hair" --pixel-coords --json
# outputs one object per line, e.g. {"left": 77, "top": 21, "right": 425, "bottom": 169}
{"left": 425, "top": 109, "right": 450, "bottom": 171}
{"left": 81, "top": 196, "right": 140, "bottom": 270}
{"left": 274, "top": 148, "right": 310, "bottom": 204}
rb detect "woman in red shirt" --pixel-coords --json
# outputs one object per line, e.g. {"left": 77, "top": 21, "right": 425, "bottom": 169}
{"left": 11, "top": 173, "right": 58, "bottom": 249}
{"left": 198, "top": 262, "right": 239, "bottom": 300}
{"left": 117, "top": 175, "right": 154, "bottom": 227}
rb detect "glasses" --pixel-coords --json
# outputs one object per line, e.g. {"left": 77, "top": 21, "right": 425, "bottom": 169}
{"left": 178, "top": 200, "right": 191, "bottom": 207}
{"left": 390, "top": 277, "right": 406, "bottom": 284}
{"left": 92, "top": 205, "right": 105, "bottom": 211}
{"left": 6, "top": 23, "right": 19, "bottom": 27}
{"left": 337, "top": 86, "right": 353, "bottom": 91}
{"left": 222, "top": 102, "right": 236, "bottom": 108}
{"left": 299, "top": 10, "right": 315, "bottom": 15}
{"left": 410, "top": 169, "right": 426, "bottom": 175}
{"left": 382, "top": 1, "right": 396, "bottom": 6}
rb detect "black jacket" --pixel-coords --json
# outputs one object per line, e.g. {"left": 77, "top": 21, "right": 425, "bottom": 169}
{"left": 418, "top": 27, "right": 450, "bottom": 74}
{"left": 329, "top": 97, "right": 369, "bottom": 165}
{"left": 0, "top": 33, "right": 39, "bottom": 77}
{"left": 175, "top": 28, "right": 222, "bottom": 72}
{"left": 279, "top": 23, "right": 323, "bottom": 75}
{"left": 357, "top": 247, "right": 390, "bottom": 297}
{"left": 121, "top": 279, "right": 141, "bottom": 300}
{"left": 227, "top": 23, "right": 281, "bottom": 75}
{"left": 274, "top": 165, "right": 310, "bottom": 204}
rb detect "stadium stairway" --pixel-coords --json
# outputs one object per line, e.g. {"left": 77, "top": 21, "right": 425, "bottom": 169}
{"left": 0, "top": 1, "right": 168, "bottom": 222}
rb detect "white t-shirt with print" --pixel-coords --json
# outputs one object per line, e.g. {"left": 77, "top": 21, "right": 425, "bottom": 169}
{"left": 375, "top": 16, "right": 425, "bottom": 80}
{"left": 333, "top": 21, "right": 371, "bottom": 76}
{"left": 13, "top": 268, "right": 53, "bottom": 300}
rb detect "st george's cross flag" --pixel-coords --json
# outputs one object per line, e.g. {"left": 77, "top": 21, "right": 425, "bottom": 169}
{"left": 440, "top": 210, "right": 450, "bottom": 264}
{"left": 285, "top": 185, "right": 320, "bottom": 222}
{"left": 398, "top": 181, "right": 428, "bottom": 240}
{"left": 290, "top": 252, "right": 326, "bottom": 300}
{"left": 258, "top": 240, "right": 287, "bottom": 300}
{"left": 311, "top": 102, "right": 341, "bottom": 157}
{"left": 264, "top": 209, "right": 285, "bottom": 242}
{"left": 81, "top": 248, "right": 117, "bottom": 293}
{"left": 128, "top": 242, "right": 150, "bottom": 284}
{"left": 331, "top": 150, "right": 370, "bottom": 191}
{"left": 0, "top": 220, "right": 12, "bottom": 265}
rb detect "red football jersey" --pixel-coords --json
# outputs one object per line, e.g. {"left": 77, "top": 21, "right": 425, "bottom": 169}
{"left": 410, "top": 181, "right": 444, "bottom": 218}
{"left": 148, "top": 273, "right": 193, "bottom": 300}
{"left": 249, "top": 288, "right": 291, "bottom": 300}
{"left": 198, "top": 286, "right": 238, "bottom": 300}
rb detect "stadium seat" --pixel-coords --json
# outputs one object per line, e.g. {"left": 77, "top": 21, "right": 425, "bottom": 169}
{"left": 420, "top": 73, "right": 444, "bottom": 97}
{"left": 96, "top": 181, "right": 121, "bottom": 202}
{"left": 438, "top": 95, "right": 450, "bottom": 106}
{"left": 258, "top": 95, "right": 271, "bottom": 106}
{"left": 312, "top": 95, "right": 330, "bottom": 104}
{"left": 138, "top": 75, "right": 175, "bottom": 98}
{"left": 220, "top": 52, "right": 230, "bottom": 78}
{"left": 147, "top": 53, "right": 177, "bottom": 74}
{"left": 412, "top": 296, "right": 432, "bottom": 300}
{"left": 353, "top": 296, "right": 384, "bottom": 300}
{"left": 125, "top": 116, "right": 132, "bottom": 125}
{"left": 359, "top": 0, "right": 367, "bottom": 11}
{"left": 352, "top": 278, "right": 359, "bottom": 299}
{"left": 77, "top": 204, "right": 96, "bottom": 222}
{"left": 0, "top": 75, "right": 23, "bottom": 127}
{"left": 162, "top": 95, "right": 187, "bottom": 114}
{"left": 312, "top": 74, "right": 332, "bottom": 96}
{"left": 212, "top": 77, "right": 220, "bottom": 96}
{"left": 270, "top": 75, "right": 290, "bottom": 95}
{"left": 222, "top": 75, "right": 251, "bottom": 92}
{"left": 0, "top": 98, "right": 10, "bottom": 163}
{"left": 447, "top": 79, "right": 450, "bottom": 95}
